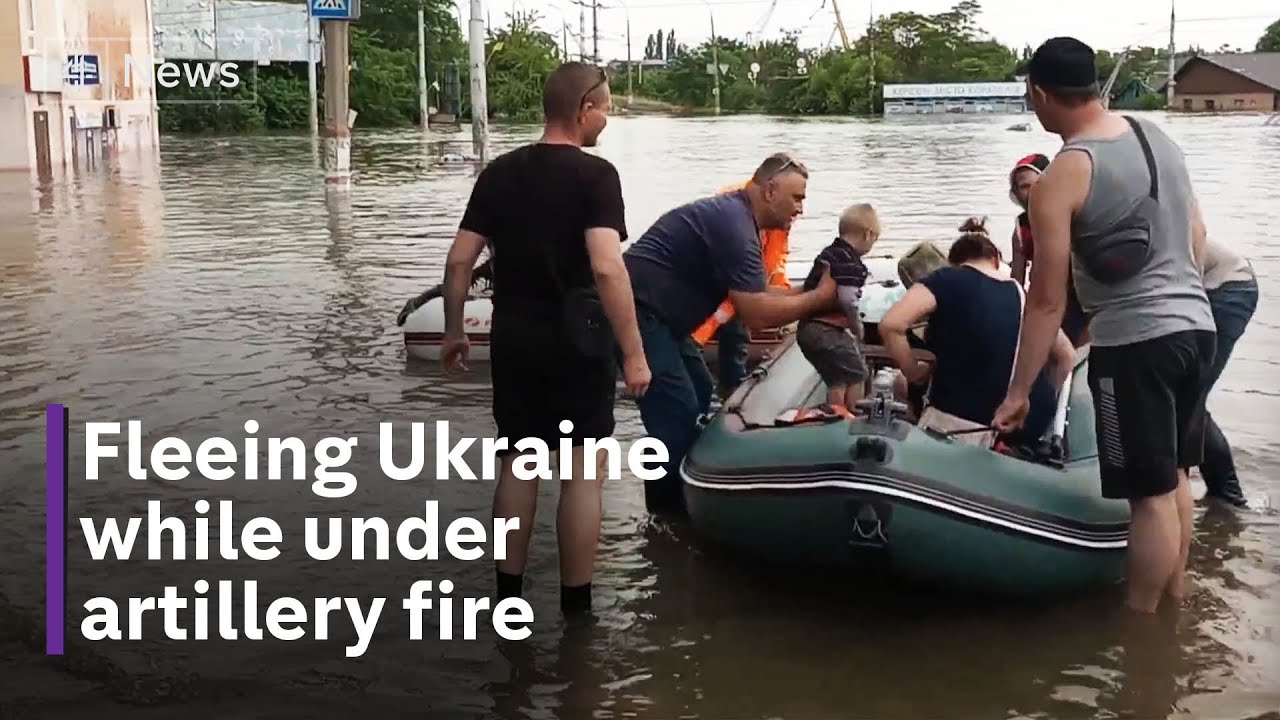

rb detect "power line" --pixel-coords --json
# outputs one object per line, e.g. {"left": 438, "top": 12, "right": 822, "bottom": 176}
{"left": 609, "top": 0, "right": 775, "bottom": 8}
{"left": 540, "top": 0, "right": 1270, "bottom": 59}
{"left": 1167, "top": 14, "right": 1277, "bottom": 24}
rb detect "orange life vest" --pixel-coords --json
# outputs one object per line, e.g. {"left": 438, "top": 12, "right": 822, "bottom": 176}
{"left": 690, "top": 180, "right": 791, "bottom": 345}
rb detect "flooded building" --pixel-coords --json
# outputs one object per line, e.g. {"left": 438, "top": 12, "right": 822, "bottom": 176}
{"left": 0, "top": 0, "right": 159, "bottom": 176}
{"left": 1108, "top": 78, "right": 1157, "bottom": 110}
{"left": 882, "top": 82, "right": 1028, "bottom": 115}
{"left": 1161, "top": 53, "right": 1280, "bottom": 112}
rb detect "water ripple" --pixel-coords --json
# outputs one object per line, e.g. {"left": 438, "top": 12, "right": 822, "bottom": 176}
{"left": 0, "top": 112, "right": 1276, "bottom": 718}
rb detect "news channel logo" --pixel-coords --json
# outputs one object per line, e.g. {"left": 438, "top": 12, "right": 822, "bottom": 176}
{"left": 64, "top": 52, "right": 254, "bottom": 105}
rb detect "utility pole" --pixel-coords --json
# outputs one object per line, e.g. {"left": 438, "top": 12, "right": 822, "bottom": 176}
{"left": 1166, "top": 0, "right": 1177, "bottom": 107}
{"left": 592, "top": 0, "right": 599, "bottom": 64}
{"left": 709, "top": 8, "right": 720, "bottom": 115}
{"left": 321, "top": 15, "right": 352, "bottom": 187}
{"left": 418, "top": 6, "right": 428, "bottom": 129}
{"left": 626, "top": 11, "right": 633, "bottom": 105}
{"left": 468, "top": 0, "right": 490, "bottom": 164}
{"left": 307, "top": 14, "right": 318, "bottom": 135}
{"left": 609, "top": 1, "right": 633, "bottom": 104}
{"left": 868, "top": 0, "right": 876, "bottom": 106}
{"left": 579, "top": 4, "right": 586, "bottom": 61}
{"left": 549, "top": 7, "right": 569, "bottom": 60}
{"left": 213, "top": 0, "right": 221, "bottom": 111}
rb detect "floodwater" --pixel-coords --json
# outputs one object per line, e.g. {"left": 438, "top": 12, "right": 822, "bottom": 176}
{"left": 1, "top": 113, "right": 1278, "bottom": 719}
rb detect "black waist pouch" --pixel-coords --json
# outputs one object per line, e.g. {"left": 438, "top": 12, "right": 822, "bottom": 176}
{"left": 1075, "top": 115, "right": 1159, "bottom": 286}
{"left": 561, "top": 285, "right": 616, "bottom": 359}
{"left": 1075, "top": 214, "right": 1153, "bottom": 285}
{"left": 541, "top": 246, "right": 616, "bottom": 359}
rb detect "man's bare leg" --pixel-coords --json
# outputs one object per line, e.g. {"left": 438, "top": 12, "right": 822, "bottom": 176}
{"left": 556, "top": 444, "right": 607, "bottom": 616}
{"left": 493, "top": 452, "right": 540, "bottom": 599}
{"left": 1167, "top": 469, "right": 1194, "bottom": 600}
{"left": 1125, "top": 488, "right": 1181, "bottom": 614}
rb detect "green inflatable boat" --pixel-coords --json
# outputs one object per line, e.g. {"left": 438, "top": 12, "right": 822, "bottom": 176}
{"left": 679, "top": 281, "right": 1131, "bottom": 598}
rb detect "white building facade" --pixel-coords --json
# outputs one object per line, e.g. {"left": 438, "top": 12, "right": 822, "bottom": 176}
{"left": 0, "top": 0, "right": 160, "bottom": 175}
{"left": 883, "top": 82, "right": 1029, "bottom": 115}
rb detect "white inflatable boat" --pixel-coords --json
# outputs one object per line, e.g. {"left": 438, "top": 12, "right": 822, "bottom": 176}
{"left": 401, "top": 255, "right": 907, "bottom": 363}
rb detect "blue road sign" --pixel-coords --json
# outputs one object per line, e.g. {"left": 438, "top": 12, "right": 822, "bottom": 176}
{"left": 309, "top": 0, "right": 360, "bottom": 20}
{"left": 65, "top": 54, "right": 100, "bottom": 86}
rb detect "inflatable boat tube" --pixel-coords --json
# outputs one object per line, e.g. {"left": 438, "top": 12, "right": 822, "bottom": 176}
{"left": 401, "top": 255, "right": 907, "bottom": 363}
{"left": 680, "top": 339, "right": 1128, "bottom": 597}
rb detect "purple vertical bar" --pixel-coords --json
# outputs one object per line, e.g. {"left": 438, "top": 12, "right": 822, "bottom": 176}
{"left": 46, "top": 403, "right": 67, "bottom": 655}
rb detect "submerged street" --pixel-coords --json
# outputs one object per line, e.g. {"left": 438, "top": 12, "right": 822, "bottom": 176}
{"left": 1, "top": 113, "right": 1277, "bottom": 718}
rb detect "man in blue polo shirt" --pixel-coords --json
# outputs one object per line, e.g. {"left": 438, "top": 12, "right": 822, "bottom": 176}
{"left": 623, "top": 153, "right": 836, "bottom": 513}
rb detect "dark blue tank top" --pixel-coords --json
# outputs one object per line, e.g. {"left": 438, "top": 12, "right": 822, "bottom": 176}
{"left": 919, "top": 266, "right": 1055, "bottom": 444}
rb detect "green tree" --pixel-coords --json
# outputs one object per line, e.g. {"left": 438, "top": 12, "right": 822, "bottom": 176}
{"left": 798, "top": 0, "right": 1017, "bottom": 114}
{"left": 158, "top": 0, "right": 548, "bottom": 132}
{"left": 1096, "top": 46, "right": 1170, "bottom": 100}
{"left": 483, "top": 12, "right": 563, "bottom": 121}
{"left": 356, "top": 0, "right": 462, "bottom": 55}
{"left": 1258, "top": 19, "right": 1280, "bottom": 51}
{"left": 634, "top": 1, "right": 1021, "bottom": 115}
{"left": 168, "top": 0, "right": 1131, "bottom": 129}
{"left": 157, "top": 64, "right": 309, "bottom": 133}
{"left": 1138, "top": 93, "right": 1166, "bottom": 110}
{"left": 349, "top": 27, "right": 419, "bottom": 126}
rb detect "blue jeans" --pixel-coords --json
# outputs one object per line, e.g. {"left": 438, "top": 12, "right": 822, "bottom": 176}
{"left": 1201, "top": 279, "right": 1258, "bottom": 505}
{"left": 715, "top": 317, "right": 750, "bottom": 398}
{"left": 631, "top": 306, "right": 713, "bottom": 514}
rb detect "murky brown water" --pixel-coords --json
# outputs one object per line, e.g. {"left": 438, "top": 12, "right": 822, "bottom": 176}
{"left": 1, "top": 114, "right": 1278, "bottom": 719}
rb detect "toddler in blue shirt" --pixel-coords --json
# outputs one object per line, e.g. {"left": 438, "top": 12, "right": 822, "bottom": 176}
{"left": 796, "top": 204, "right": 881, "bottom": 414}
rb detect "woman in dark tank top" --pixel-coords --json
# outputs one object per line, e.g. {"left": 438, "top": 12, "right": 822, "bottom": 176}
{"left": 881, "top": 219, "right": 1073, "bottom": 446}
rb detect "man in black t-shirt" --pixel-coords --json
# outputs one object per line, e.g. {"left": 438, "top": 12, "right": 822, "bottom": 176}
{"left": 438, "top": 62, "right": 650, "bottom": 619}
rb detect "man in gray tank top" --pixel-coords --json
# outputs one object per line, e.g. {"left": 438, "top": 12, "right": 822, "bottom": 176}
{"left": 992, "top": 37, "right": 1217, "bottom": 616}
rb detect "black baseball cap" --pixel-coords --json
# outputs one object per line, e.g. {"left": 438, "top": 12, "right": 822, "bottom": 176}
{"left": 1016, "top": 37, "right": 1100, "bottom": 92}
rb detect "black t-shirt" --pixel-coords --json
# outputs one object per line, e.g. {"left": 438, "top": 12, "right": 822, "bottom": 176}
{"left": 458, "top": 143, "right": 627, "bottom": 317}
{"left": 919, "top": 266, "right": 1055, "bottom": 443}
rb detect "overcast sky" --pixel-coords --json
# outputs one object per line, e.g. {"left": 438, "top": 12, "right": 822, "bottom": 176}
{"left": 461, "top": 0, "right": 1273, "bottom": 66}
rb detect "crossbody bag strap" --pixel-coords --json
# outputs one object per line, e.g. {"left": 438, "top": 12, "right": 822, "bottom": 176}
{"left": 1008, "top": 279, "right": 1027, "bottom": 391}
{"left": 1122, "top": 115, "right": 1159, "bottom": 201}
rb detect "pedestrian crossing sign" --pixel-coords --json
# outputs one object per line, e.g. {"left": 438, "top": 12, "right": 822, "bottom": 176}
{"left": 309, "top": 0, "right": 360, "bottom": 20}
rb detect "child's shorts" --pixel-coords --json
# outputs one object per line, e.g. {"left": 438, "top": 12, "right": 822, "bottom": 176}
{"left": 796, "top": 319, "right": 868, "bottom": 387}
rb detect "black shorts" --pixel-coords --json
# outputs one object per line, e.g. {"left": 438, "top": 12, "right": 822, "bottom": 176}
{"left": 1087, "top": 330, "right": 1216, "bottom": 500}
{"left": 796, "top": 319, "right": 868, "bottom": 387}
{"left": 490, "top": 311, "right": 616, "bottom": 457}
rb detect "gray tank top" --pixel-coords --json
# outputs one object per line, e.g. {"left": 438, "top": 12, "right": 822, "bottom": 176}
{"left": 1063, "top": 116, "right": 1215, "bottom": 347}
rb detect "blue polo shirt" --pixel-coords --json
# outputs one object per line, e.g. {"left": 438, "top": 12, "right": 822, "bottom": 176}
{"left": 623, "top": 191, "right": 767, "bottom": 336}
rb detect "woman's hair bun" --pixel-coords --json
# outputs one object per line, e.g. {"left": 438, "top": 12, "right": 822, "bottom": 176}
{"left": 958, "top": 216, "right": 989, "bottom": 236}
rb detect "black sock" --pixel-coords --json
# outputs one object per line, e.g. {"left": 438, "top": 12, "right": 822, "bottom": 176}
{"left": 497, "top": 570, "right": 523, "bottom": 600}
{"left": 560, "top": 582, "right": 592, "bottom": 616}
